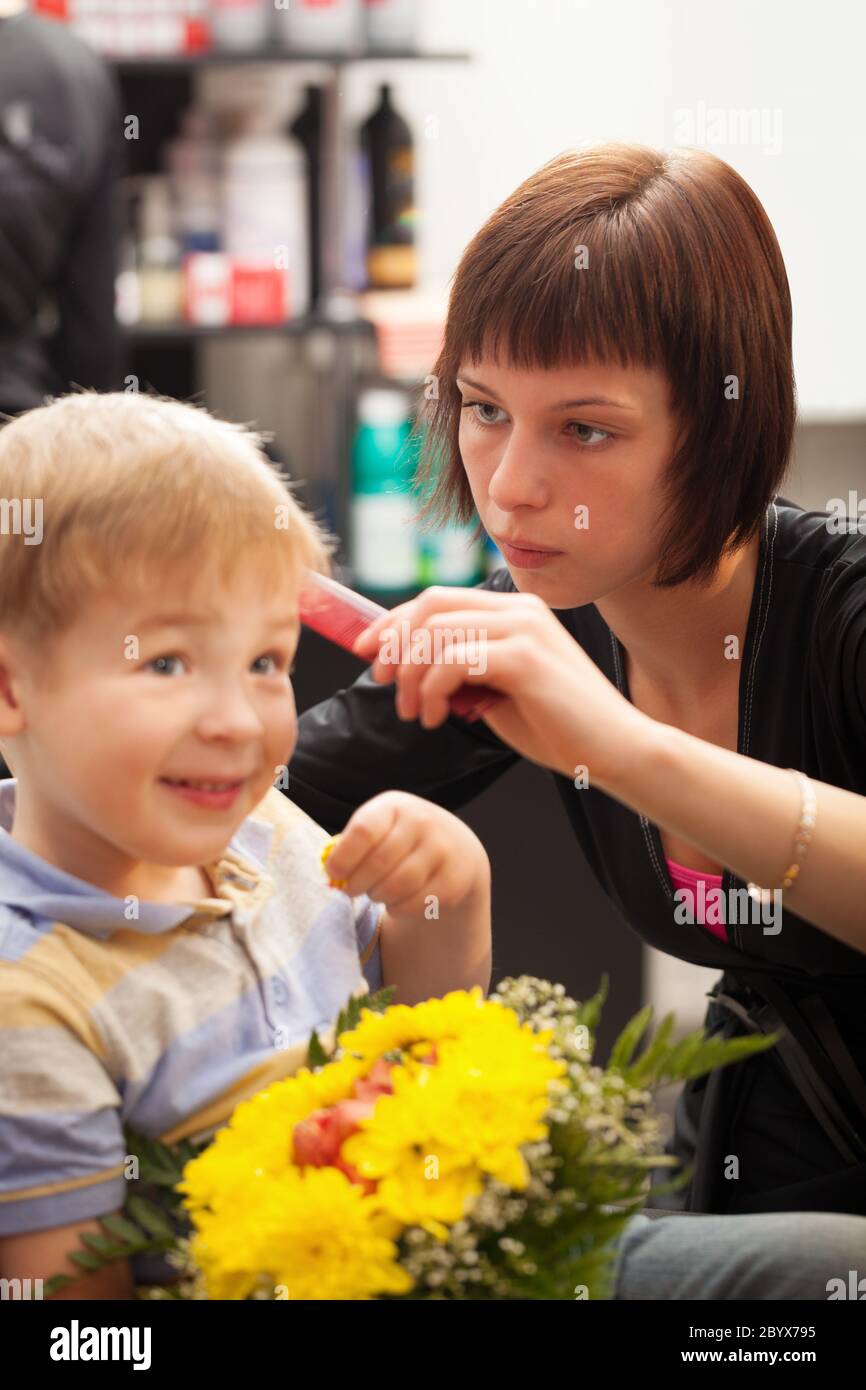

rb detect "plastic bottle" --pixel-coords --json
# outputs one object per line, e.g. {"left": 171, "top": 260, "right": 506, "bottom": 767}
{"left": 137, "top": 177, "right": 183, "bottom": 323}
{"left": 350, "top": 387, "right": 419, "bottom": 592}
{"left": 360, "top": 84, "right": 417, "bottom": 289}
{"left": 211, "top": 0, "right": 271, "bottom": 52}
{"left": 164, "top": 107, "right": 222, "bottom": 254}
{"left": 409, "top": 426, "right": 485, "bottom": 585}
{"left": 364, "top": 0, "right": 420, "bottom": 51}
{"left": 222, "top": 109, "right": 309, "bottom": 318}
{"left": 275, "top": 0, "right": 364, "bottom": 55}
{"left": 289, "top": 85, "right": 322, "bottom": 308}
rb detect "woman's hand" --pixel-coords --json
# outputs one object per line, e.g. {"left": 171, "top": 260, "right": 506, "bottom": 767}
{"left": 352, "top": 586, "right": 650, "bottom": 789}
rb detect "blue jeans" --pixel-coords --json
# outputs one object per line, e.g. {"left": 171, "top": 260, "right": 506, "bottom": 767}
{"left": 612, "top": 1208, "right": 866, "bottom": 1299}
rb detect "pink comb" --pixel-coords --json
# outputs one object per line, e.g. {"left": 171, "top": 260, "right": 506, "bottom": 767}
{"left": 298, "top": 570, "right": 502, "bottom": 724}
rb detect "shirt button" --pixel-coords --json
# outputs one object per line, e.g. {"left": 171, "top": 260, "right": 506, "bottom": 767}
{"left": 271, "top": 979, "right": 288, "bottom": 1005}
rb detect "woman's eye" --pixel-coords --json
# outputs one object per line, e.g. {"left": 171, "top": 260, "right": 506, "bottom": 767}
{"left": 568, "top": 422, "right": 610, "bottom": 446}
{"left": 147, "top": 655, "right": 184, "bottom": 677}
{"left": 464, "top": 401, "right": 508, "bottom": 427}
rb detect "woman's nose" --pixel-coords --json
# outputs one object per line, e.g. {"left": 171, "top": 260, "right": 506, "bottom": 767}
{"left": 487, "top": 431, "right": 549, "bottom": 512}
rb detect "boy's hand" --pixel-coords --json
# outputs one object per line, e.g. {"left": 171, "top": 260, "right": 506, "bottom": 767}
{"left": 322, "top": 792, "right": 491, "bottom": 1005}
{"left": 322, "top": 791, "right": 489, "bottom": 919}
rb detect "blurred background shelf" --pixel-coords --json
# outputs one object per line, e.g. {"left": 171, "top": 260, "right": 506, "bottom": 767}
{"left": 120, "top": 315, "right": 375, "bottom": 341}
{"left": 110, "top": 48, "right": 471, "bottom": 70}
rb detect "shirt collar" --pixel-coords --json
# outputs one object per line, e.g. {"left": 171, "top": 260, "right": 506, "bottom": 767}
{"left": 0, "top": 779, "right": 275, "bottom": 939}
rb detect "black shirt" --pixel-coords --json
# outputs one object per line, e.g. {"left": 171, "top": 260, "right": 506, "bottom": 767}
{"left": 0, "top": 12, "right": 124, "bottom": 414}
{"left": 290, "top": 499, "right": 866, "bottom": 1214}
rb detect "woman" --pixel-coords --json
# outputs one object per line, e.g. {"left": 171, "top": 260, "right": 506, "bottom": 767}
{"left": 290, "top": 143, "right": 866, "bottom": 1220}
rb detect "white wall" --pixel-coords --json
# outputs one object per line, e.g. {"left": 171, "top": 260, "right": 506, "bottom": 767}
{"left": 398, "top": 0, "right": 866, "bottom": 422}
{"left": 200, "top": 0, "right": 866, "bottom": 420}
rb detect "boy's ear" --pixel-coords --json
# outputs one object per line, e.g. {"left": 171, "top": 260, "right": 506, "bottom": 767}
{"left": 0, "top": 635, "right": 26, "bottom": 737}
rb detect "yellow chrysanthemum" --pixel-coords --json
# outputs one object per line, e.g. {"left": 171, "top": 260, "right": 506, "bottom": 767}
{"left": 177, "top": 990, "right": 568, "bottom": 1292}
{"left": 179, "top": 1053, "right": 368, "bottom": 1211}
{"left": 338, "top": 987, "right": 512, "bottom": 1061}
{"left": 320, "top": 834, "right": 347, "bottom": 888}
{"left": 190, "top": 1166, "right": 412, "bottom": 1300}
{"left": 342, "top": 1012, "right": 566, "bottom": 1233}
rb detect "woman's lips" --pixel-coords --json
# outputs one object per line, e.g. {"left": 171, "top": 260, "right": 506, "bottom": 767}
{"left": 496, "top": 538, "right": 563, "bottom": 570}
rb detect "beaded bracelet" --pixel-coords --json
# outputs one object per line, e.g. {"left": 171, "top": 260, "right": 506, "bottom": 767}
{"left": 746, "top": 768, "right": 817, "bottom": 906}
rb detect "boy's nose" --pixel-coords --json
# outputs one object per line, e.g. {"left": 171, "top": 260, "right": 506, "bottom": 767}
{"left": 196, "top": 688, "right": 269, "bottom": 740}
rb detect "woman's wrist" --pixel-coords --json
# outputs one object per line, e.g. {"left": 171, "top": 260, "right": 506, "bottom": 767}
{"left": 583, "top": 707, "right": 677, "bottom": 800}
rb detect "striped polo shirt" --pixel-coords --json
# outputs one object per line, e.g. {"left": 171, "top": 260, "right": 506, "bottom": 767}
{"left": 0, "top": 780, "right": 383, "bottom": 1236}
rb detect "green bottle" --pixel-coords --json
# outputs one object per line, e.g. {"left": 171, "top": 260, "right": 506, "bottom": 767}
{"left": 350, "top": 388, "right": 419, "bottom": 592}
{"left": 412, "top": 424, "right": 484, "bottom": 586}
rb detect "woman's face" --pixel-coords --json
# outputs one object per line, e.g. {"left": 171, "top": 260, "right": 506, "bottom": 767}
{"left": 456, "top": 357, "right": 682, "bottom": 609}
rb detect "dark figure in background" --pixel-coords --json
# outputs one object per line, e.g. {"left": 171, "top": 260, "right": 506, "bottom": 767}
{"left": 0, "top": 3, "right": 125, "bottom": 420}
{"left": 0, "top": 4, "right": 125, "bottom": 781}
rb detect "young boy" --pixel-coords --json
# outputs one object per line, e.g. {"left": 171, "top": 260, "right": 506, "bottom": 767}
{"left": 0, "top": 391, "right": 491, "bottom": 1299}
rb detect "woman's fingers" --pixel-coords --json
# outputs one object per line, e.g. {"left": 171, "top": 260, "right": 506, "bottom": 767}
{"left": 413, "top": 632, "right": 536, "bottom": 727}
{"left": 367, "top": 604, "right": 541, "bottom": 720}
{"left": 352, "top": 585, "right": 534, "bottom": 657}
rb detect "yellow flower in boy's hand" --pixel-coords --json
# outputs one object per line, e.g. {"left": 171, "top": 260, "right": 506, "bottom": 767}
{"left": 320, "top": 834, "right": 348, "bottom": 889}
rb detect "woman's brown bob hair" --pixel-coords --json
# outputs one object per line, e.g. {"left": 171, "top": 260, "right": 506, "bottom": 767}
{"left": 416, "top": 142, "right": 795, "bottom": 588}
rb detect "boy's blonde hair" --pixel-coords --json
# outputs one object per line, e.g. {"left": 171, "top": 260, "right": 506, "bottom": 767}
{"left": 0, "top": 390, "right": 334, "bottom": 645}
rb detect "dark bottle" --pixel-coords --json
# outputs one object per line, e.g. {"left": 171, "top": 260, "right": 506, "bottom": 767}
{"left": 359, "top": 84, "right": 417, "bottom": 289}
{"left": 290, "top": 85, "right": 322, "bottom": 309}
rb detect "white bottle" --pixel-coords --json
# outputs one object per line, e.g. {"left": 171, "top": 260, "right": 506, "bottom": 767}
{"left": 364, "top": 0, "right": 420, "bottom": 51}
{"left": 275, "top": 0, "right": 364, "bottom": 55}
{"left": 137, "top": 177, "right": 183, "bottom": 323}
{"left": 164, "top": 107, "right": 222, "bottom": 253}
{"left": 211, "top": 0, "right": 271, "bottom": 52}
{"left": 222, "top": 110, "right": 310, "bottom": 317}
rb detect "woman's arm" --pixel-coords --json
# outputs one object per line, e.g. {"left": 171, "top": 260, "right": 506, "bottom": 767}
{"left": 599, "top": 718, "right": 866, "bottom": 952}
{"left": 351, "top": 586, "right": 866, "bottom": 955}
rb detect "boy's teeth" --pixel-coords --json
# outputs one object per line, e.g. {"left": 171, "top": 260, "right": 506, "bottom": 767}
{"left": 169, "top": 779, "right": 236, "bottom": 790}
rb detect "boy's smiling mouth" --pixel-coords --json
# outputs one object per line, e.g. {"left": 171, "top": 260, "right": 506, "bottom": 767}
{"left": 158, "top": 775, "right": 248, "bottom": 810}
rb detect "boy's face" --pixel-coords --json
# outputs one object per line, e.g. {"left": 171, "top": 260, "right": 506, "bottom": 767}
{"left": 4, "top": 566, "right": 302, "bottom": 881}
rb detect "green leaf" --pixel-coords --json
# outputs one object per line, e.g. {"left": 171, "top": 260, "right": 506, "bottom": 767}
{"left": 126, "top": 1194, "right": 175, "bottom": 1239}
{"left": 608, "top": 1003, "right": 653, "bottom": 1071}
{"left": 307, "top": 1028, "right": 329, "bottom": 1069}
{"left": 69, "top": 1250, "right": 105, "bottom": 1271}
{"left": 44, "top": 1273, "right": 74, "bottom": 1296}
{"left": 101, "top": 1213, "right": 147, "bottom": 1245}
{"left": 80, "top": 1232, "right": 126, "bottom": 1257}
{"left": 335, "top": 994, "right": 364, "bottom": 1037}
{"left": 575, "top": 975, "right": 608, "bottom": 1034}
{"left": 364, "top": 986, "right": 396, "bottom": 1015}
{"left": 624, "top": 1011, "right": 676, "bottom": 1084}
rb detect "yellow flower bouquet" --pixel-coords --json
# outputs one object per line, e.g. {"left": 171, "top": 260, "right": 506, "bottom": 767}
{"left": 49, "top": 976, "right": 776, "bottom": 1300}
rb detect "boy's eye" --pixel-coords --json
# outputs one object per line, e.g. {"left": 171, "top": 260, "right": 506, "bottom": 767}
{"left": 147, "top": 655, "right": 185, "bottom": 677}
{"left": 145, "top": 654, "right": 296, "bottom": 677}
{"left": 252, "top": 653, "right": 297, "bottom": 677}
